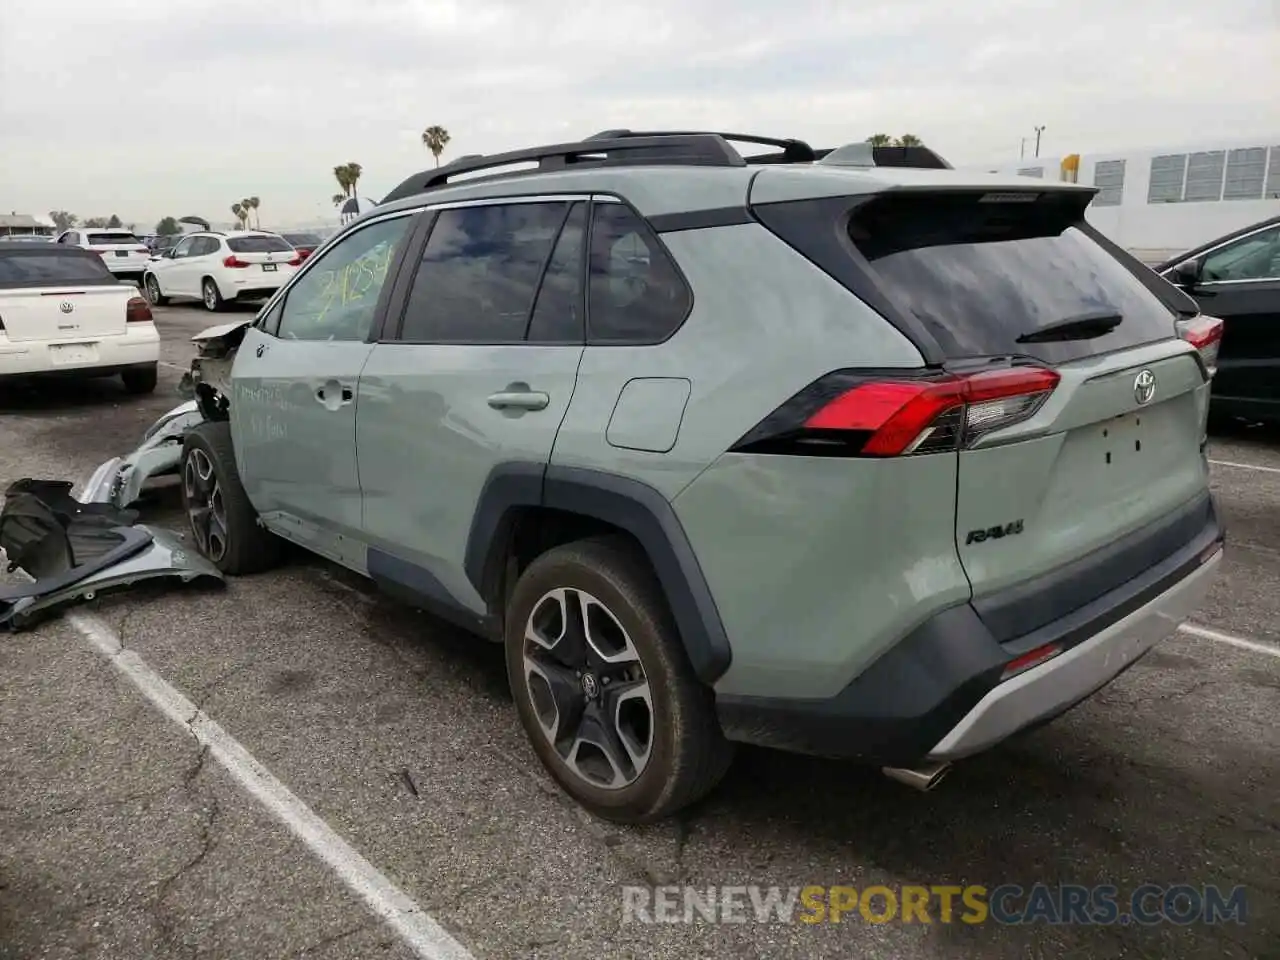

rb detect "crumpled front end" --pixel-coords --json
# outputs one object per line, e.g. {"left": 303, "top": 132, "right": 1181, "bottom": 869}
{"left": 81, "top": 400, "right": 205, "bottom": 509}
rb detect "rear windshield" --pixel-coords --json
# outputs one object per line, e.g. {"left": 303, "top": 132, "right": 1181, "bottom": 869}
{"left": 87, "top": 232, "right": 142, "bottom": 246}
{"left": 283, "top": 233, "right": 322, "bottom": 245}
{"left": 847, "top": 193, "right": 1178, "bottom": 363}
{"left": 228, "top": 235, "right": 293, "bottom": 253}
{"left": 0, "top": 250, "right": 117, "bottom": 287}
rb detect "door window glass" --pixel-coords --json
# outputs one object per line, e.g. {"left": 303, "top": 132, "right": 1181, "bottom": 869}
{"left": 1201, "top": 226, "right": 1280, "bottom": 282}
{"left": 275, "top": 215, "right": 412, "bottom": 342}
{"left": 399, "top": 202, "right": 568, "bottom": 342}
{"left": 526, "top": 201, "right": 586, "bottom": 344}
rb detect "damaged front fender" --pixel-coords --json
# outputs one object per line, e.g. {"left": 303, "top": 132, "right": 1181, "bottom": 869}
{"left": 81, "top": 400, "right": 205, "bottom": 509}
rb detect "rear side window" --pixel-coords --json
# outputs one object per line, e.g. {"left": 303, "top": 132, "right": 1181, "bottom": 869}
{"left": 0, "top": 250, "right": 116, "bottom": 287}
{"left": 87, "top": 232, "right": 142, "bottom": 246}
{"left": 587, "top": 203, "right": 691, "bottom": 344}
{"left": 228, "top": 235, "right": 293, "bottom": 253}
{"left": 846, "top": 193, "right": 1177, "bottom": 363}
{"left": 399, "top": 202, "right": 568, "bottom": 343}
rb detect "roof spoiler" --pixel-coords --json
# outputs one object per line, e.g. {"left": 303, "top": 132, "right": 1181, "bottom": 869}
{"left": 816, "top": 142, "right": 953, "bottom": 170}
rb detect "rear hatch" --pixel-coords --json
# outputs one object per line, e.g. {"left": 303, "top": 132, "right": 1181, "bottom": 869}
{"left": 225, "top": 234, "right": 299, "bottom": 276}
{"left": 0, "top": 247, "right": 133, "bottom": 341}
{"left": 843, "top": 189, "right": 1212, "bottom": 601}
{"left": 85, "top": 231, "right": 151, "bottom": 270}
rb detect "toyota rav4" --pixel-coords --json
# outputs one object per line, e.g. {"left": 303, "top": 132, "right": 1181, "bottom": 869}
{"left": 177, "top": 131, "right": 1224, "bottom": 822}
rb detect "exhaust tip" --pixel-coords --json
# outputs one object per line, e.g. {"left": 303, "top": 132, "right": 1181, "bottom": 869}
{"left": 882, "top": 761, "right": 951, "bottom": 792}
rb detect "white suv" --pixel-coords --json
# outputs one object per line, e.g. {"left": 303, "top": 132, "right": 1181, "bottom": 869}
{"left": 54, "top": 228, "right": 152, "bottom": 283}
{"left": 142, "top": 231, "right": 302, "bottom": 311}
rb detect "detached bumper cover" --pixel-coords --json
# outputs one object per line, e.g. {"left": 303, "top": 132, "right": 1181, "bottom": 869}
{"left": 715, "top": 492, "right": 1224, "bottom": 765}
{"left": 0, "top": 478, "right": 222, "bottom": 630}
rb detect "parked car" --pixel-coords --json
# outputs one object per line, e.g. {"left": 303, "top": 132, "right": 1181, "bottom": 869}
{"left": 0, "top": 244, "right": 159, "bottom": 392}
{"left": 53, "top": 228, "right": 152, "bottom": 283}
{"left": 279, "top": 232, "right": 324, "bottom": 262}
{"left": 143, "top": 231, "right": 302, "bottom": 311}
{"left": 1155, "top": 214, "right": 1280, "bottom": 423}
{"left": 151, "top": 234, "right": 181, "bottom": 256}
{"left": 176, "top": 131, "right": 1224, "bottom": 822}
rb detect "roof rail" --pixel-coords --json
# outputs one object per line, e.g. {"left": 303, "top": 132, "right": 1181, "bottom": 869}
{"left": 587, "top": 129, "right": 818, "bottom": 164}
{"left": 381, "top": 134, "right": 747, "bottom": 204}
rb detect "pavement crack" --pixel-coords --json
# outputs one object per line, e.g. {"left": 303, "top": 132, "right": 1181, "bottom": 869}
{"left": 291, "top": 918, "right": 378, "bottom": 957}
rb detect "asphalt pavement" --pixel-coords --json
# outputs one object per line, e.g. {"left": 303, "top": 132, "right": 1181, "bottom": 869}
{"left": 1, "top": 304, "right": 1277, "bottom": 960}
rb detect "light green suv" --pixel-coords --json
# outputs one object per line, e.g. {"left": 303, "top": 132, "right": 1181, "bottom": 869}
{"left": 180, "top": 131, "right": 1225, "bottom": 822}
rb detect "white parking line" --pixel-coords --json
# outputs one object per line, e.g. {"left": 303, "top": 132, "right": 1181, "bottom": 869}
{"left": 65, "top": 610, "right": 476, "bottom": 960}
{"left": 1178, "top": 622, "right": 1280, "bottom": 659}
{"left": 1208, "top": 458, "right": 1280, "bottom": 475}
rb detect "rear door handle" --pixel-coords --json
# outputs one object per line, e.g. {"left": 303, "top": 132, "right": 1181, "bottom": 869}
{"left": 487, "top": 390, "right": 549, "bottom": 411}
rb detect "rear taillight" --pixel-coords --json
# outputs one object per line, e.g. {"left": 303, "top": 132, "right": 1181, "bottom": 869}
{"left": 126, "top": 296, "right": 153, "bottom": 323}
{"left": 731, "top": 366, "right": 1060, "bottom": 458}
{"left": 134, "top": 247, "right": 149, "bottom": 255}
{"left": 223, "top": 255, "right": 249, "bottom": 268}
{"left": 287, "top": 254, "right": 302, "bottom": 266}
{"left": 1176, "top": 315, "right": 1223, "bottom": 376}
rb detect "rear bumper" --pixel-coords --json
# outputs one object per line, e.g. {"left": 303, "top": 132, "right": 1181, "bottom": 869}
{"left": 715, "top": 492, "right": 1224, "bottom": 765}
{"left": 0, "top": 326, "right": 160, "bottom": 378}
{"left": 220, "top": 268, "right": 296, "bottom": 300}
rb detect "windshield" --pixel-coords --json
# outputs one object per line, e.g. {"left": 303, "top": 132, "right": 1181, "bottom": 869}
{"left": 847, "top": 192, "right": 1177, "bottom": 363}
{"left": 228, "top": 235, "right": 293, "bottom": 253}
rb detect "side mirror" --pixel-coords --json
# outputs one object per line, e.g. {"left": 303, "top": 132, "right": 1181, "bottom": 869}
{"left": 1171, "top": 259, "right": 1201, "bottom": 288}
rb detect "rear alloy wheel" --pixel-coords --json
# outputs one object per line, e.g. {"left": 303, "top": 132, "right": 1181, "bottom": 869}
{"left": 202, "top": 278, "right": 224, "bottom": 312}
{"left": 181, "top": 421, "right": 283, "bottom": 574}
{"left": 145, "top": 274, "right": 168, "bottom": 306}
{"left": 506, "top": 537, "right": 733, "bottom": 823}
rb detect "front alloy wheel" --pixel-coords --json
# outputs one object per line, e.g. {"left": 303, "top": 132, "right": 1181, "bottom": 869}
{"left": 523, "top": 587, "right": 654, "bottom": 789}
{"left": 183, "top": 448, "right": 228, "bottom": 563}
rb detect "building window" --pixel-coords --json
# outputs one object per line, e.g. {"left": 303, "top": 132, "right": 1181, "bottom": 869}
{"left": 1266, "top": 146, "right": 1280, "bottom": 199}
{"left": 1148, "top": 154, "right": 1187, "bottom": 203}
{"left": 1183, "top": 150, "right": 1226, "bottom": 202}
{"left": 1017, "top": 166, "right": 1044, "bottom": 178}
{"left": 1223, "top": 147, "right": 1267, "bottom": 200}
{"left": 1092, "top": 159, "right": 1126, "bottom": 206}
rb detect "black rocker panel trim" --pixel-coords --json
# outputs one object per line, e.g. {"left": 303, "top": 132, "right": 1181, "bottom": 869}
{"left": 464, "top": 463, "right": 733, "bottom": 683}
{"left": 367, "top": 546, "right": 496, "bottom": 638}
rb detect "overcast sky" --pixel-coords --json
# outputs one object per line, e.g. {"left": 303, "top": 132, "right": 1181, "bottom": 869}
{"left": 2, "top": 0, "right": 1278, "bottom": 230}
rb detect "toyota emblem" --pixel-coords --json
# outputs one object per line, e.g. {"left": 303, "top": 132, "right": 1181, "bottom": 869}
{"left": 1133, "top": 369, "right": 1156, "bottom": 406}
{"left": 59, "top": 301, "right": 74, "bottom": 314}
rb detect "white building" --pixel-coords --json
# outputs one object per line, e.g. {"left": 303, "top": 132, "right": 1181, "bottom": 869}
{"left": 965, "top": 137, "right": 1280, "bottom": 264}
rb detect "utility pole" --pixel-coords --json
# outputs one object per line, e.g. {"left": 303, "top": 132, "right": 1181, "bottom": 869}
{"left": 1020, "top": 138, "right": 1027, "bottom": 160}
{"left": 1034, "top": 125, "right": 1046, "bottom": 158}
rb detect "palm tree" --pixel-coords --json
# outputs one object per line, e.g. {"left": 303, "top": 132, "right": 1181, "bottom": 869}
{"left": 345, "top": 162, "right": 363, "bottom": 202}
{"left": 231, "top": 203, "right": 244, "bottom": 228}
{"left": 248, "top": 196, "right": 261, "bottom": 228}
{"left": 421, "top": 125, "right": 451, "bottom": 167}
{"left": 332, "top": 193, "right": 345, "bottom": 207}
{"left": 866, "top": 134, "right": 893, "bottom": 146}
{"left": 895, "top": 134, "right": 923, "bottom": 147}
{"left": 333, "top": 165, "right": 351, "bottom": 200}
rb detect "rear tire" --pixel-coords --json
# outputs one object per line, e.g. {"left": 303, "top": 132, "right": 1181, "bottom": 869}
{"left": 144, "top": 273, "right": 168, "bottom": 306}
{"left": 201, "top": 277, "right": 225, "bottom": 312}
{"left": 181, "top": 421, "right": 283, "bottom": 574}
{"left": 505, "top": 536, "right": 733, "bottom": 823}
{"left": 121, "top": 364, "right": 157, "bottom": 395}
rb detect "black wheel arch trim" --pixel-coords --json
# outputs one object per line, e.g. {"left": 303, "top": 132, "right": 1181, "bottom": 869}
{"left": 464, "top": 462, "right": 733, "bottom": 683}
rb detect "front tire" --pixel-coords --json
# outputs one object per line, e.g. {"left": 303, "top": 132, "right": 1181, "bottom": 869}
{"left": 505, "top": 536, "right": 733, "bottom": 823}
{"left": 201, "top": 277, "right": 225, "bottom": 312}
{"left": 144, "top": 273, "right": 168, "bottom": 306}
{"left": 121, "top": 364, "right": 157, "bottom": 395}
{"left": 181, "top": 421, "right": 284, "bottom": 574}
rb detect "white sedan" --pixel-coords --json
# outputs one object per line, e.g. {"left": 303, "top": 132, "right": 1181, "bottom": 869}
{"left": 143, "top": 230, "right": 302, "bottom": 311}
{"left": 0, "top": 245, "right": 159, "bottom": 393}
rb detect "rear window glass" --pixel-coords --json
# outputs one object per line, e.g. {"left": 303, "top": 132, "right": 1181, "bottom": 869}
{"left": 228, "top": 235, "right": 293, "bottom": 253}
{"left": 283, "top": 233, "right": 322, "bottom": 246}
{"left": 847, "top": 193, "right": 1178, "bottom": 363}
{"left": 87, "top": 232, "right": 142, "bottom": 246}
{"left": 0, "top": 250, "right": 116, "bottom": 287}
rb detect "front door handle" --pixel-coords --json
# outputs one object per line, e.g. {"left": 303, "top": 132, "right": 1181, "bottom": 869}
{"left": 316, "top": 380, "right": 355, "bottom": 410}
{"left": 488, "top": 391, "right": 549, "bottom": 411}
